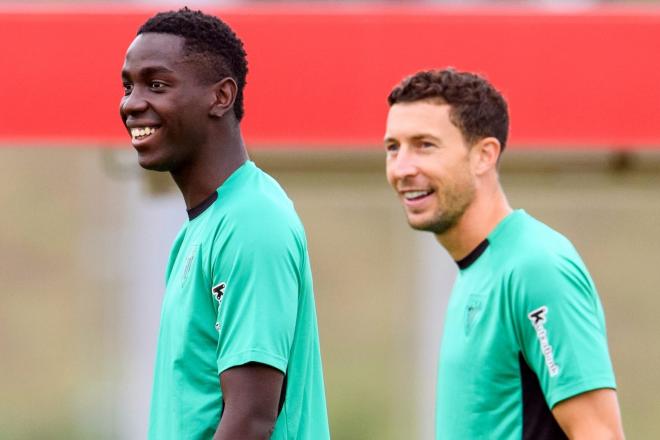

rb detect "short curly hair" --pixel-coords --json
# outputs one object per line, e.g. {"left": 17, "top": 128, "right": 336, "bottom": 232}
{"left": 388, "top": 68, "right": 509, "bottom": 152}
{"left": 138, "top": 7, "right": 248, "bottom": 121}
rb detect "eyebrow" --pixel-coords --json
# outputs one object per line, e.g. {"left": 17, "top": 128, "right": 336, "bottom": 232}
{"left": 383, "top": 134, "right": 443, "bottom": 144}
{"left": 121, "top": 65, "right": 175, "bottom": 79}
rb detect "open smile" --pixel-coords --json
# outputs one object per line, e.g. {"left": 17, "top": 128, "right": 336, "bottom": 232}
{"left": 130, "top": 126, "right": 159, "bottom": 141}
{"left": 403, "top": 190, "right": 433, "bottom": 200}
{"left": 401, "top": 189, "right": 435, "bottom": 208}
{"left": 129, "top": 126, "right": 162, "bottom": 150}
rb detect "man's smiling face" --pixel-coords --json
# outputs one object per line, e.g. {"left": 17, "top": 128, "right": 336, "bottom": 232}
{"left": 384, "top": 100, "right": 477, "bottom": 235}
{"left": 120, "top": 33, "right": 215, "bottom": 172}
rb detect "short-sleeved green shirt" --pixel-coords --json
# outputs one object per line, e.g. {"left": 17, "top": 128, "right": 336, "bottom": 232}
{"left": 148, "top": 161, "right": 330, "bottom": 440}
{"left": 436, "top": 210, "right": 616, "bottom": 439}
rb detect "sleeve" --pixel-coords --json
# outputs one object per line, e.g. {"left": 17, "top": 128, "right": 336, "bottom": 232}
{"left": 210, "top": 210, "right": 301, "bottom": 375}
{"left": 511, "top": 251, "right": 616, "bottom": 408}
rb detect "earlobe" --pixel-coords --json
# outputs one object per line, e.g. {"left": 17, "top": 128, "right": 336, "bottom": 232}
{"left": 209, "top": 77, "right": 237, "bottom": 118}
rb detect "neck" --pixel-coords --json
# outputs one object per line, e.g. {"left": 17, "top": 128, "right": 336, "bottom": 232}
{"left": 171, "top": 125, "right": 248, "bottom": 210}
{"left": 436, "top": 183, "right": 512, "bottom": 261}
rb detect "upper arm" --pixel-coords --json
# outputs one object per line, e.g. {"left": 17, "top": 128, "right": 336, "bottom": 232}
{"left": 214, "top": 363, "right": 285, "bottom": 440}
{"left": 552, "top": 388, "right": 625, "bottom": 439}
{"left": 220, "top": 363, "right": 285, "bottom": 412}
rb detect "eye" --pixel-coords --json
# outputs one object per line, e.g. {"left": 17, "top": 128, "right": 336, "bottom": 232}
{"left": 421, "top": 141, "right": 436, "bottom": 148}
{"left": 149, "top": 80, "right": 167, "bottom": 91}
{"left": 385, "top": 143, "right": 399, "bottom": 153}
{"left": 122, "top": 83, "right": 133, "bottom": 96}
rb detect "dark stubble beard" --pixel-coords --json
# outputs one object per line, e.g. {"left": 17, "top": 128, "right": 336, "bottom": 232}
{"left": 408, "top": 177, "right": 476, "bottom": 235}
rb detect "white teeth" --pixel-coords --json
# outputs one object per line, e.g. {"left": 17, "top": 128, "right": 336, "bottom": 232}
{"left": 131, "top": 127, "right": 158, "bottom": 140}
{"left": 404, "top": 190, "right": 431, "bottom": 200}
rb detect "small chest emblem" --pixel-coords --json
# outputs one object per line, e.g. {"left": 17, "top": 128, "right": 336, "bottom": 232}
{"left": 464, "top": 295, "right": 485, "bottom": 336}
{"left": 180, "top": 255, "right": 194, "bottom": 285}
{"left": 179, "top": 244, "right": 199, "bottom": 286}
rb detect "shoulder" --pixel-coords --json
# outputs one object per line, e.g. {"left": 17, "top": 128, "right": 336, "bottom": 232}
{"left": 500, "top": 213, "right": 583, "bottom": 273}
{"left": 499, "top": 213, "right": 595, "bottom": 302}
{"left": 231, "top": 167, "right": 301, "bottom": 229}
{"left": 207, "top": 164, "right": 306, "bottom": 251}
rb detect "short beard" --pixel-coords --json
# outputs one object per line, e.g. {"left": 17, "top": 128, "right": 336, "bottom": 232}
{"left": 408, "top": 181, "right": 475, "bottom": 235}
{"left": 411, "top": 209, "right": 464, "bottom": 235}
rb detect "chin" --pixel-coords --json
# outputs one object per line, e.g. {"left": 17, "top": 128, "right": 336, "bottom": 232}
{"left": 406, "top": 214, "right": 434, "bottom": 232}
{"left": 408, "top": 221, "right": 435, "bottom": 233}
{"left": 407, "top": 213, "right": 456, "bottom": 235}
{"left": 137, "top": 159, "right": 166, "bottom": 172}
{"left": 137, "top": 152, "right": 171, "bottom": 172}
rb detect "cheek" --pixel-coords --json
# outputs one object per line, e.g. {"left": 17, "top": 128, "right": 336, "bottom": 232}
{"left": 385, "top": 162, "right": 396, "bottom": 185}
{"left": 177, "top": 101, "right": 210, "bottom": 127}
{"left": 447, "top": 164, "right": 477, "bottom": 200}
{"left": 420, "top": 164, "right": 446, "bottom": 186}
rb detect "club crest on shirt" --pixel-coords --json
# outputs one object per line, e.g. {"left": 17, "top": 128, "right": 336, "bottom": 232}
{"left": 179, "top": 244, "right": 200, "bottom": 286}
{"left": 464, "top": 295, "right": 485, "bottom": 336}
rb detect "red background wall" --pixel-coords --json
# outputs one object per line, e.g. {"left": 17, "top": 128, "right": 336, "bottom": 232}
{"left": 1, "top": 4, "right": 659, "bottom": 149}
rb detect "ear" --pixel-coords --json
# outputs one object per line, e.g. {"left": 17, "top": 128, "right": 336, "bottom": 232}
{"left": 209, "top": 77, "right": 238, "bottom": 119}
{"left": 470, "top": 137, "right": 501, "bottom": 176}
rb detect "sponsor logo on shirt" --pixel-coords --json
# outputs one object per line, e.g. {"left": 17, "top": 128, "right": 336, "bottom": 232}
{"left": 528, "top": 306, "right": 560, "bottom": 377}
{"left": 212, "top": 282, "right": 226, "bottom": 332}
{"left": 212, "top": 282, "right": 226, "bottom": 303}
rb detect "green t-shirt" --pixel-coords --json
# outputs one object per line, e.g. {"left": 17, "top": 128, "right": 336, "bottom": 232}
{"left": 436, "top": 210, "right": 616, "bottom": 439}
{"left": 148, "top": 161, "right": 330, "bottom": 440}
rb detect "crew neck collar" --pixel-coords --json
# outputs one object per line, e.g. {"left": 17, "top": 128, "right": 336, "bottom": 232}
{"left": 185, "top": 161, "right": 254, "bottom": 220}
{"left": 187, "top": 192, "right": 218, "bottom": 220}
{"left": 454, "top": 210, "right": 524, "bottom": 270}
{"left": 455, "top": 239, "right": 490, "bottom": 270}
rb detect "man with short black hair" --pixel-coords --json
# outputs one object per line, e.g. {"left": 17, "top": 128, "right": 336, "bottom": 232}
{"left": 384, "top": 68, "right": 624, "bottom": 439}
{"left": 120, "top": 8, "right": 329, "bottom": 439}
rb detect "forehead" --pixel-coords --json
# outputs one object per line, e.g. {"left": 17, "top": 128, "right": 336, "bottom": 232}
{"left": 385, "top": 101, "right": 457, "bottom": 140}
{"left": 122, "top": 33, "right": 187, "bottom": 73}
{"left": 386, "top": 101, "right": 457, "bottom": 137}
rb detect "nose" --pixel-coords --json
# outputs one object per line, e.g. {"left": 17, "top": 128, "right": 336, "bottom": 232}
{"left": 387, "top": 147, "right": 419, "bottom": 181}
{"left": 120, "top": 88, "right": 148, "bottom": 118}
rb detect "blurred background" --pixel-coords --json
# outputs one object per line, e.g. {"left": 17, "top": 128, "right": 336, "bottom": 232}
{"left": 1, "top": 1, "right": 659, "bottom": 439}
